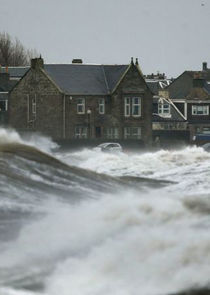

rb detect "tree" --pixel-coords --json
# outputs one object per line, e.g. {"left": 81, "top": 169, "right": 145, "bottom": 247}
{"left": 0, "top": 32, "right": 39, "bottom": 66}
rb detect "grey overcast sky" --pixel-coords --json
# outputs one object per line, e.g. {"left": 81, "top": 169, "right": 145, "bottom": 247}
{"left": 0, "top": 0, "right": 210, "bottom": 77}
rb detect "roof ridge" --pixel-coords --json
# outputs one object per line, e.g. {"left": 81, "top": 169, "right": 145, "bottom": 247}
{"left": 102, "top": 66, "right": 110, "bottom": 94}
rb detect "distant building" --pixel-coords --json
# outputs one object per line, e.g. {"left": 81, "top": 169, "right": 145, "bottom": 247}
{"left": 9, "top": 57, "right": 153, "bottom": 146}
{"left": 160, "top": 62, "right": 210, "bottom": 143}
{"left": 145, "top": 73, "right": 187, "bottom": 145}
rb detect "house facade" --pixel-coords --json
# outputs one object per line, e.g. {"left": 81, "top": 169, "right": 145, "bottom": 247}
{"left": 160, "top": 62, "right": 210, "bottom": 143}
{"left": 9, "top": 57, "right": 153, "bottom": 146}
{"left": 0, "top": 66, "right": 29, "bottom": 126}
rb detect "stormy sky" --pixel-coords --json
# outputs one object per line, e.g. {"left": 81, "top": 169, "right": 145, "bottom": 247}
{"left": 0, "top": 0, "right": 210, "bottom": 77}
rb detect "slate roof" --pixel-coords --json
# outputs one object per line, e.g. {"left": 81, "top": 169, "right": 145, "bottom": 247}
{"left": 1, "top": 66, "right": 29, "bottom": 78}
{"left": 0, "top": 92, "right": 8, "bottom": 100}
{"left": 146, "top": 79, "right": 171, "bottom": 95}
{"left": 0, "top": 77, "right": 17, "bottom": 92}
{"left": 44, "top": 64, "right": 129, "bottom": 95}
{"left": 166, "top": 70, "right": 210, "bottom": 100}
{"left": 204, "top": 81, "right": 210, "bottom": 94}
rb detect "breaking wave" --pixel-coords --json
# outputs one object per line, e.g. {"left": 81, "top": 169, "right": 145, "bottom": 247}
{"left": 0, "top": 128, "right": 210, "bottom": 295}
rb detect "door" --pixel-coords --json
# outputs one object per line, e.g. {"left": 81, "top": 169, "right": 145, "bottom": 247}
{"left": 95, "top": 126, "right": 101, "bottom": 138}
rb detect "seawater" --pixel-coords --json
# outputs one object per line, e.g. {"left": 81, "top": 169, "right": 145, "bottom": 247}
{"left": 0, "top": 128, "right": 210, "bottom": 295}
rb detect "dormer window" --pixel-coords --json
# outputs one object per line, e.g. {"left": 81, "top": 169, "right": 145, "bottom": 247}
{"left": 158, "top": 99, "right": 171, "bottom": 117}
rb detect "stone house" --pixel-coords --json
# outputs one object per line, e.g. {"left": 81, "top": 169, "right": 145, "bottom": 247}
{"left": 9, "top": 57, "right": 153, "bottom": 146}
{"left": 0, "top": 66, "right": 29, "bottom": 125}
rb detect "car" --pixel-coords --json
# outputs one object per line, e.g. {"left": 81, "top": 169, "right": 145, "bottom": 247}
{"left": 94, "top": 142, "right": 122, "bottom": 153}
{"left": 201, "top": 142, "right": 210, "bottom": 152}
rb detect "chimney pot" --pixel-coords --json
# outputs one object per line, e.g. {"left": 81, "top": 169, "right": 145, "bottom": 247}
{"left": 131, "top": 57, "right": 134, "bottom": 65}
{"left": 72, "top": 59, "right": 83, "bottom": 64}
{"left": 202, "top": 62, "right": 207, "bottom": 71}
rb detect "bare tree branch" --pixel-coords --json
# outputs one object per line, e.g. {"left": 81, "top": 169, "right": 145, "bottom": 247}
{"left": 0, "top": 32, "right": 39, "bottom": 66}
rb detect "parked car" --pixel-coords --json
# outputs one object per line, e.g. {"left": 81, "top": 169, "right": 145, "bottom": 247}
{"left": 201, "top": 142, "right": 210, "bottom": 152}
{"left": 94, "top": 142, "right": 122, "bottom": 153}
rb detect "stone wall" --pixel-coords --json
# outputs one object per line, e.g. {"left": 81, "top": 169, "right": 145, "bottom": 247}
{"left": 9, "top": 68, "right": 64, "bottom": 140}
{"left": 9, "top": 63, "right": 153, "bottom": 145}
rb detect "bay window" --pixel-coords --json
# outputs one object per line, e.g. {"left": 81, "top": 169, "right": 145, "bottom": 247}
{"left": 124, "top": 127, "right": 141, "bottom": 139}
{"left": 124, "top": 97, "right": 141, "bottom": 117}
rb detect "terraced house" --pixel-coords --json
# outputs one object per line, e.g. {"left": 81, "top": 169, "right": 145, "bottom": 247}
{"left": 160, "top": 62, "right": 210, "bottom": 143}
{"left": 9, "top": 57, "right": 153, "bottom": 146}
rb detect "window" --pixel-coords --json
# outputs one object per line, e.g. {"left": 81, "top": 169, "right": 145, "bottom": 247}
{"left": 32, "top": 97, "right": 36, "bottom": 114}
{"left": 104, "top": 128, "right": 119, "bottom": 139}
{"left": 124, "top": 97, "right": 131, "bottom": 116}
{"left": 74, "top": 127, "right": 87, "bottom": 139}
{"left": 77, "top": 98, "right": 85, "bottom": 114}
{"left": 132, "top": 97, "right": 141, "bottom": 116}
{"left": 0, "top": 100, "right": 8, "bottom": 111}
{"left": 124, "top": 97, "right": 141, "bottom": 117}
{"left": 124, "top": 127, "right": 141, "bottom": 139}
{"left": 99, "top": 98, "right": 105, "bottom": 114}
{"left": 158, "top": 102, "right": 170, "bottom": 116}
{"left": 202, "top": 127, "right": 210, "bottom": 134}
{"left": 192, "top": 105, "right": 209, "bottom": 115}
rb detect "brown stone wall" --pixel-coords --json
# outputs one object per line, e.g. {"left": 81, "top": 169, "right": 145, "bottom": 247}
{"left": 111, "top": 64, "right": 152, "bottom": 145}
{"left": 64, "top": 95, "right": 111, "bottom": 139}
{"left": 9, "top": 68, "right": 64, "bottom": 140}
{"left": 9, "top": 64, "right": 153, "bottom": 145}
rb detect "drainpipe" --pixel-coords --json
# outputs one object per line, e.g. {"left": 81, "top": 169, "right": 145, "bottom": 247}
{"left": 63, "top": 94, "right": 66, "bottom": 139}
{"left": 27, "top": 94, "right": 29, "bottom": 126}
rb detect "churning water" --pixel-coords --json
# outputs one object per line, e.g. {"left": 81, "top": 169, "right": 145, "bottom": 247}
{"left": 0, "top": 128, "right": 210, "bottom": 295}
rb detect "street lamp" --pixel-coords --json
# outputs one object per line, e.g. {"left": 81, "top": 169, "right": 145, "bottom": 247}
{"left": 87, "top": 108, "right": 92, "bottom": 138}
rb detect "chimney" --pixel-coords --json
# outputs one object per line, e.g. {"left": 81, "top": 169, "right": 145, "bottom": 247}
{"left": 202, "top": 62, "right": 207, "bottom": 71}
{"left": 31, "top": 56, "right": 44, "bottom": 69}
{"left": 72, "top": 59, "right": 83, "bottom": 64}
{"left": 135, "top": 58, "right": 139, "bottom": 66}
{"left": 131, "top": 57, "right": 134, "bottom": 65}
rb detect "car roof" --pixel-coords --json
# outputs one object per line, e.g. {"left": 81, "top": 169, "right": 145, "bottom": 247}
{"left": 202, "top": 143, "right": 210, "bottom": 148}
{"left": 98, "top": 142, "right": 121, "bottom": 147}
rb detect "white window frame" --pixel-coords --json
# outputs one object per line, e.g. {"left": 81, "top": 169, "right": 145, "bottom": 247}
{"left": 158, "top": 102, "right": 171, "bottom": 117}
{"left": 132, "top": 97, "right": 141, "bottom": 117}
{"left": 124, "top": 97, "right": 141, "bottom": 117}
{"left": 124, "top": 127, "right": 141, "bottom": 139}
{"left": 99, "top": 98, "right": 105, "bottom": 114}
{"left": 192, "top": 105, "right": 209, "bottom": 115}
{"left": 124, "top": 97, "right": 131, "bottom": 117}
{"left": 104, "top": 127, "right": 119, "bottom": 139}
{"left": 32, "top": 95, "right": 36, "bottom": 114}
{"left": 74, "top": 126, "right": 87, "bottom": 139}
{"left": 77, "top": 98, "right": 85, "bottom": 114}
